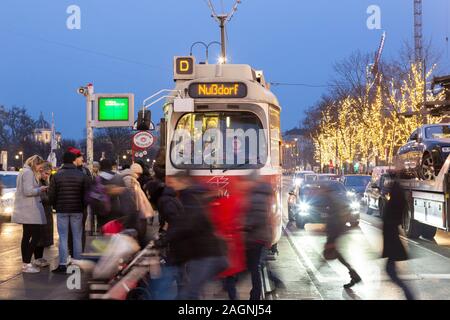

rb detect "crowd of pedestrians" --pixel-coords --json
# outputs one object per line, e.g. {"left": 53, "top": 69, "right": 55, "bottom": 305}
{"left": 9, "top": 147, "right": 275, "bottom": 300}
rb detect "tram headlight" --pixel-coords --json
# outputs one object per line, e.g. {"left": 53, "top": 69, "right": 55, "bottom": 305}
{"left": 294, "top": 178, "right": 302, "bottom": 186}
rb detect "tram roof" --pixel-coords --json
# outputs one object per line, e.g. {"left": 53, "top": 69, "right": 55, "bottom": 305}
{"left": 172, "top": 63, "right": 280, "bottom": 107}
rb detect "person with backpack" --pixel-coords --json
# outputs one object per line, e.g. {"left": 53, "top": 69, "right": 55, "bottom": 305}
{"left": 89, "top": 159, "right": 139, "bottom": 235}
{"left": 49, "top": 150, "right": 91, "bottom": 273}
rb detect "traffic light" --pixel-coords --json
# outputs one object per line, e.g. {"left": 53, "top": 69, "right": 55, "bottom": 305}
{"left": 137, "top": 109, "right": 151, "bottom": 131}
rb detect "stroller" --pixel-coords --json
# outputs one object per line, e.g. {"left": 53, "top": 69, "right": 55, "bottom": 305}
{"left": 77, "top": 229, "right": 163, "bottom": 300}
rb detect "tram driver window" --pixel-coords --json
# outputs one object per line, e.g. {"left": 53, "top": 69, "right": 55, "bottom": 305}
{"left": 171, "top": 111, "right": 267, "bottom": 169}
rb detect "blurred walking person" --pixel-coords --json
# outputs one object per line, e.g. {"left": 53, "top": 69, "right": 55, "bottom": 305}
{"left": 33, "top": 161, "right": 54, "bottom": 268}
{"left": 242, "top": 173, "right": 272, "bottom": 300}
{"left": 210, "top": 192, "right": 246, "bottom": 300}
{"left": 11, "top": 155, "right": 47, "bottom": 273}
{"left": 49, "top": 150, "right": 90, "bottom": 273}
{"left": 166, "top": 172, "right": 228, "bottom": 300}
{"left": 91, "top": 159, "right": 139, "bottom": 233}
{"left": 321, "top": 184, "right": 361, "bottom": 288}
{"left": 382, "top": 175, "right": 415, "bottom": 300}
{"left": 148, "top": 180, "right": 185, "bottom": 299}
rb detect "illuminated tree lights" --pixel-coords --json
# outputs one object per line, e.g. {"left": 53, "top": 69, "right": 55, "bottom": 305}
{"left": 312, "top": 62, "right": 444, "bottom": 170}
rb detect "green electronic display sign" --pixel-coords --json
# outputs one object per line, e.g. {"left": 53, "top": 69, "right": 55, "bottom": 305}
{"left": 98, "top": 97, "right": 130, "bottom": 121}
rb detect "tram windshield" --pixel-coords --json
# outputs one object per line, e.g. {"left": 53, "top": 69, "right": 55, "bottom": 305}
{"left": 170, "top": 111, "right": 267, "bottom": 169}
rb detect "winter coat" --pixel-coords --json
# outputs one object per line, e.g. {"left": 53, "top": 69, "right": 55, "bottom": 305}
{"left": 244, "top": 182, "right": 273, "bottom": 247}
{"left": 11, "top": 165, "right": 46, "bottom": 225}
{"left": 37, "top": 177, "right": 54, "bottom": 247}
{"left": 155, "top": 186, "right": 183, "bottom": 226}
{"left": 48, "top": 164, "right": 90, "bottom": 213}
{"left": 121, "top": 170, "right": 155, "bottom": 219}
{"left": 96, "top": 171, "right": 139, "bottom": 230}
{"left": 382, "top": 181, "right": 408, "bottom": 261}
{"left": 210, "top": 194, "right": 246, "bottom": 278}
{"left": 165, "top": 185, "right": 227, "bottom": 265}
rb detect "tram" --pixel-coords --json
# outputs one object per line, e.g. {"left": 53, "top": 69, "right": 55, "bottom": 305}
{"left": 161, "top": 57, "right": 283, "bottom": 245}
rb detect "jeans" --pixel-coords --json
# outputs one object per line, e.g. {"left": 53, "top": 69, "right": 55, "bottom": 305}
{"left": 57, "top": 213, "right": 83, "bottom": 265}
{"left": 180, "top": 256, "right": 228, "bottom": 300}
{"left": 246, "top": 242, "right": 264, "bottom": 300}
{"left": 21, "top": 224, "right": 41, "bottom": 263}
{"left": 69, "top": 210, "right": 87, "bottom": 256}
{"left": 149, "top": 265, "right": 183, "bottom": 300}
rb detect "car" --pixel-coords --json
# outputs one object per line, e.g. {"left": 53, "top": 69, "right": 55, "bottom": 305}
{"left": 292, "top": 170, "right": 314, "bottom": 187}
{"left": 316, "top": 173, "right": 340, "bottom": 181}
{"left": 290, "top": 180, "right": 360, "bottom": 229}
{"left": 0, "top": 171, "right": 18, "bottom": 221}
{"left": 364, "top": 173, "right": 391, "bottom": 216}
{"left": 395, "top": 124, "right": 450, "bottom": 180}
{"left": 341, "top": 175, "right": 371, "bottom": 202}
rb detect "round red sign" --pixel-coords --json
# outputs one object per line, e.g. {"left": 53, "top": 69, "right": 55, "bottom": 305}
{"left": 133, "top": 131, "right": 154, "bottom": 149}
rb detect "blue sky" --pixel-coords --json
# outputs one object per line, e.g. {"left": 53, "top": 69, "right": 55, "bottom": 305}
{"left": 0, "top": 0, "right": 449, "bottom": 139}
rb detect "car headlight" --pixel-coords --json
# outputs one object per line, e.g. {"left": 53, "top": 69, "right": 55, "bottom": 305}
{"left": 297, "top": 202, "right": 310, "bottom": 216}
{"left": 442, "top": 147, "right": 450, "bottom": 153}
{"left": 350, "top": 201, "right": 360, "bottom": 211}
{"left": 1, "top": 192, "right": 15, "bottom": 201}
{"left": 346, "top": 191, "right": 356, "bottom": 197}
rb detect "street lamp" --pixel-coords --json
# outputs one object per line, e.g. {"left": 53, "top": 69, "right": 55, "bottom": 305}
{"left": 15, "top": 152, "right": 24, "bottom": 167}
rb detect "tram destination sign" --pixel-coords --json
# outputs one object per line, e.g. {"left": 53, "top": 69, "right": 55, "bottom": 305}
{"left": 188, "top": 82, "right": 247, "bottom": 99}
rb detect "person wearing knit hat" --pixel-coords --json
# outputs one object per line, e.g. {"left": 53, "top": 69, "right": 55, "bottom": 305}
{"left": 130, "top": 163, "right": 143, "bottom": 175}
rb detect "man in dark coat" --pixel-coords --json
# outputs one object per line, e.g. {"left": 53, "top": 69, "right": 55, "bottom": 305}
{"left": 48, "top": 151, "right": 91, "bottom": 273}
{"left": 382, "top": 177, "right": 414, "bottom": 300}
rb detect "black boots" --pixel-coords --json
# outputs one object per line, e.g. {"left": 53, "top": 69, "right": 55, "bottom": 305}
{"left": 343, "top": 270, "right": 362, "bottom": 288}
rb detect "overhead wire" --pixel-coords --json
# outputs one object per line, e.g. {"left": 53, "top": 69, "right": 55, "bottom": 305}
{"left": 0, "top": 28, "right": 169, "bottom": 71}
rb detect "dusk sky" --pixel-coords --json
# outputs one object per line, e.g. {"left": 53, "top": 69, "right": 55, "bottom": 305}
{"left": 1, "top": 0, "right": 449, "bottom": 139}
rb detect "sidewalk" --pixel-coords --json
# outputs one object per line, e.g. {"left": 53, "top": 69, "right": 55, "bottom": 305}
{"left": 0, "top": 217, "right": 320, "bottom": 300}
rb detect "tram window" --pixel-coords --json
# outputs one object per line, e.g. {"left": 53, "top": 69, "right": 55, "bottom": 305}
{"left": 170, "top": 111, "right": 267, "bottom": 169}
{"left": 269, "top": 106, "right": 281, "bottom": 167}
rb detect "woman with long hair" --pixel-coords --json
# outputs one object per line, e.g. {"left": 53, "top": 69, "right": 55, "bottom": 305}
{"left": 11, "top": 155, "right": 48, "bottom": 273}
{"left": 34, "top": 161, "right": 54, "bottom": 268}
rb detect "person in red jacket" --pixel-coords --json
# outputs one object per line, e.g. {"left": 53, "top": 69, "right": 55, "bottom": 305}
{"left": 209, "top": 192, "right": 246, "bottom": 300}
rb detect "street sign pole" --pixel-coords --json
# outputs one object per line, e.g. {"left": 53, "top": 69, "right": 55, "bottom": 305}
{"left": 86, "top": 84, "right": 94, "bottom": 170}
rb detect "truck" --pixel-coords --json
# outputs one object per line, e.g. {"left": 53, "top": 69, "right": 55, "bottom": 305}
{"left": 386, "top": 75, "right": 450, "bottom": 239}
